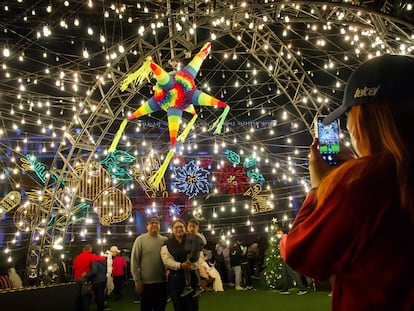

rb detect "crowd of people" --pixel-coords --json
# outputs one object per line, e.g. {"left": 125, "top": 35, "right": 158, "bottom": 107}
{"left": 1, "top": 55, "right": 414, "bottom": 311}
{"left": 72, "top": 243, "right": 127, "bottom": 311}
{"left": 67, "top": 215, "right": 271, "bottom": 311}
{"left": 70, "top": 54, "right": 414, "bottom": 311}
{"left": 131, "top": 217, "right": 267, "bottom": 311}
{"left": 3, "top": 55, "right": 414, "bottom": 311}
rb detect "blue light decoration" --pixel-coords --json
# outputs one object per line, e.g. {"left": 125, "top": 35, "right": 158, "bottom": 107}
{"left": 168, "top": 204, "right": 181, "bottom": 217}
{"left": 173, "top": 160, "right": 210, "bottom": 199}
{"left": 100, "top": 150, "right": 136, "bottom": 182}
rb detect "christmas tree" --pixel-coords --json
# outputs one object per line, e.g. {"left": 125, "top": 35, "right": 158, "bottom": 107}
{"left": 263, "top": 217, "right": 284, "bottom": 289}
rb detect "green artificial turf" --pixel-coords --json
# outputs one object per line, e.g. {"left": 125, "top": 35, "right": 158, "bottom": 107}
{"left": 101, "top": 280, "right": 331, "bottom": 311}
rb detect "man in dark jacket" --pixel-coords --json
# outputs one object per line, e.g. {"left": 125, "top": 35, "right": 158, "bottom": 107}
{"left": 87, "top": 260, "right": 108, "bottom": 311}
{"left": 230, "top": 240, "right": 245, "bottom": 290}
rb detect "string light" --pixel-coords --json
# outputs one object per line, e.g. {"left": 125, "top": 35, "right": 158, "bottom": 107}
{"left": 0, "top": 2, "right": 408, "bottom": 268}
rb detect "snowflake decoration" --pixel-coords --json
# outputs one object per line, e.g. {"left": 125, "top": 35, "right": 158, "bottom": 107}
{"left": 168, "top": 204, "right": 181, "bottom": 217}
{"left": 214, "top": 162, "right": 250, "bottom": 194}
{"left": 173, "top": 160, "right": 210, "bottom": 199}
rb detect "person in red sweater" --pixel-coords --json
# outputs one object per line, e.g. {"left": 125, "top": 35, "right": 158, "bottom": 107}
{"left": 110, "top": 245, "right": 127, "bottom": 301}
{"left": 73, "top": 243, "right": 106, "bottom": 311}
{"left": 284, "top": 55, "right": 414, "bottom": 311}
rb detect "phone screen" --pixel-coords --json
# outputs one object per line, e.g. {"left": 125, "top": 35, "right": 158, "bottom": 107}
{"left": 315, "top": 116, "right": 340, "bottom": 164}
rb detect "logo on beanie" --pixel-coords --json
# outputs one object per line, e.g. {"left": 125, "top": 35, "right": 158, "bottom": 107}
{"left": 354, "top": 85, "right": 380, "bottom": 99}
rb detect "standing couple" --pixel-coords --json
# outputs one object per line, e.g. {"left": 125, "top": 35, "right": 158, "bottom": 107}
{"left": 131, "top": 217, "right": 203, "bottom": 311}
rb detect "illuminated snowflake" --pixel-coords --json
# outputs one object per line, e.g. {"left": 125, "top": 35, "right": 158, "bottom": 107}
{"left": 173, "top": 160, "right": 210, "bottom": 199}
{"left": 214, "top": 162, "right": 250, "bottom": 194}
{"left": 169, "top": 204, "right": 181, "bottom": 217}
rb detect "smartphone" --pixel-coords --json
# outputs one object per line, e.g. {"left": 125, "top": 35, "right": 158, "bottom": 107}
{"left": 314, "top": 116, "right": 340, "bottom": 165}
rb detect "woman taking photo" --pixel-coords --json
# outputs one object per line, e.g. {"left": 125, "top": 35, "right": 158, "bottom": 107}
{"left": 161, "top": 219, "right": 199, "bottom": 311}
{"left": 285, "top": 54, "right": 414, "bottom": 311}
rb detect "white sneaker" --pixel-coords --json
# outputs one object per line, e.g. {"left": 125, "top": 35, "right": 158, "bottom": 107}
{"left": 235, "top": 286, "right": 247, "bottom": 291}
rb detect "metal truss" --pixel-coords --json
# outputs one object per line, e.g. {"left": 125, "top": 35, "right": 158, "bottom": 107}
{"left": 23, "top": 0, "right": 414, "bottom": 281}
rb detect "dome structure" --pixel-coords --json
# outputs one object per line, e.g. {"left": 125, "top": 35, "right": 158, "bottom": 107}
{"left": 0, "top": 0, "right": 413, "bottom": 281}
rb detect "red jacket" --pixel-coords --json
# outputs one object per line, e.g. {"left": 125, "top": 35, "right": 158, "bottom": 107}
{"left": 73, "top": 250, "right": 105, "bottom": 280}
{"left": 112, "top": 255, "right": 127, "bottom": 277}
{"left": 285, "top": 155, "right": 414, "bottom": 311}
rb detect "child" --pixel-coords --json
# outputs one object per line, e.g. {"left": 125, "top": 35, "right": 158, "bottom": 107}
{"left": 181, "top": 218, "right": 207, "bottom": 298}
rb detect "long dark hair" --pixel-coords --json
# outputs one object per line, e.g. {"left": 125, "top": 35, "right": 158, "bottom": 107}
{"left": 318, "top": 102, "right": 414, "bottom": 220}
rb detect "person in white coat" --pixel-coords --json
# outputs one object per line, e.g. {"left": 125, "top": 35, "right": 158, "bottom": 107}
{"left": 8, "top": 267, "right": 23, "bottom": 288}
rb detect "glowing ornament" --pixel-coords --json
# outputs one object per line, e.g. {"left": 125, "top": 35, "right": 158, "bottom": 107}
{"left": 20, "top": 154, "right": 59, "bottom": 184}
{"left": 107, "top": 42, "right": 230, "bottom": 187}
{"left": 225, "top": 149, "right": 241, "bottom": 165}
{"left": 173, "top": 160, "right": 210, "bottom": 199}
{"left": 93, "top": 187, "right": 132, "bottom": 226}
{"left": 225, "top": 149, "right": 265, "bottom": 184}
{"left": 99, "top": 150, "right": 136, "bottom": 182}
{"left": 130, "top": 156, "right": 168, "bottom": 198}
{"left": 0, "top": 191, "right": 21, "bottom": 215}
{"left": 214, "top": 162, "right": 250, "bottom": 194}
{"left": 13, "top": 202, "right": 47, "bottom": 231}
{"left": 168, "top": 204, "right": 181, "bottom": 217}
{"left": 70, "top": 161, "right": 111, "bottom": 201}
{"left": 243, "top": 184, "right": 273, "bottom": 214}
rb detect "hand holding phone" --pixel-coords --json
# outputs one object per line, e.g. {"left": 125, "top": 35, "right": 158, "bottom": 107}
{"left": 314, "top": 116, "right": 341, "bottom": 165}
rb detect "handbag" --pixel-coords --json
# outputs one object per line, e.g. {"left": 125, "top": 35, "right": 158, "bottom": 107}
{"left": 81, "top": 280, "right": 93, "bottom": 296}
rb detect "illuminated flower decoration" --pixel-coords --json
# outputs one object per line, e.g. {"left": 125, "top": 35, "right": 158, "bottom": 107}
{"left": 168, "top": 204, "right": 181, "bottom": 217}
{"left": 214, "top": 162, "right": 250, "bottom": 194}
{"left": 224, "top": 150, "right": 265, "bottom": 185}
{"left": 173, "top": 160, "right": 210, "bottom": 199}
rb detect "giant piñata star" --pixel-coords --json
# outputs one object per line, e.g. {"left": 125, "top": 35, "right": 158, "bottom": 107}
{"left": 106, "top": 42, "right": 230, "bottom": 187}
